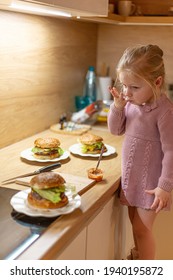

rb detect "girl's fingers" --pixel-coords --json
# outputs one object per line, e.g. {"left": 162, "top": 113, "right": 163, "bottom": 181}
{"left": 110, "top": 89, "right": 125, "bottom": 101}
{"left": 146, "top": 188, "right": 170, "bottom": 212}
{"left": 109, "top": 87, "right": 119, "bottom": 97}
{"left": 150, "top": 198, "right": 158, "bottom": 210}
{"left": 145, "top": 189, "right": 154, "bottom": 194}
{"left": 109, "top": 87, "right": 127, "bottom": 109}
{"left": 155, "top": 201, "right": 164, "bottom": 213}
{"left": 150, "top": 198, "right": 167, "bottom": 213}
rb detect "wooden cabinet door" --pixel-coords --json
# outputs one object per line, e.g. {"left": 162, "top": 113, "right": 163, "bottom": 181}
{"left": 56, "top": 228, "right": 87, "bottom": 260}
{"left": 86, "top": 196, "right": 118, "bottom": 260}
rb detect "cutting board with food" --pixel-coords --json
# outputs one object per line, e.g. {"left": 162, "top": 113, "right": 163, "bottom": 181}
{"left": 15, "top": 172, "right": 95, "bottom": 195}
{"left": 50, "top": 122, "right": 91, "bottom": 135}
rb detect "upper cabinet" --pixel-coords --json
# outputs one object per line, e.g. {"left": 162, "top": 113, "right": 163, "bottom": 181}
{"left": 78, "top": 0, "right": 173, "bottom": 26}
{"left": 52, "top": 0, "right": 108, "bottom": 16}
{"left": 0, "top": 0, "right": 109, "bottom": 17}
{"left": 81, "top": 13, "right": 173, "bottom": 26}
{"left": 1, "top": 0, "right": 173, "bottom": 25}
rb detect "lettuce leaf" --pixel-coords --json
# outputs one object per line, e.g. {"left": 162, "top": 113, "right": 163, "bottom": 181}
{"left": 31, "top": 146, "right": 64, "bottom": 155}
{"left": 81, "top": 142, "right": 103, "bottom": 153}
{"left": 32, "top": 186, "right": 65, "bottom": 203}
{"left": 58, "top": 147, "right": 64, "bottom": 156}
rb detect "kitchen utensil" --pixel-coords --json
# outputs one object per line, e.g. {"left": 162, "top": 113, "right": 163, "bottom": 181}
{"left": 118, "top": 1, "right": 136, "bottom": 16}
{"left": 95, "top": 145, "right": 105, "bottom": 172}
{"left": 87, "top": 146, "right": 105, "bottom": 181}
{"left": 1, "top": 162, "right": 61, "bottom": 183}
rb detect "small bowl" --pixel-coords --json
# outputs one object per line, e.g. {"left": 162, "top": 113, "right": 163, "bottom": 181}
{"left": 87, "top": 168, "right": 103, "bottom": 182}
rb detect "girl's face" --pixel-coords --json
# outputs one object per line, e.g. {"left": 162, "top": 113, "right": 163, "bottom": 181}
{"left": 119, "top": 71, "right": 161, "bottom": 105}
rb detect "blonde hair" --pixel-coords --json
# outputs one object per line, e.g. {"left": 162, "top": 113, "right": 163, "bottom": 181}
{"left": 116, "top": 44, "right": 165, "bottom": 98}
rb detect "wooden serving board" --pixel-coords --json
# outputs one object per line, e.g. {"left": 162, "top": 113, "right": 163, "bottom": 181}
{"left": 50, "top": 123, "right": 91, "bottom": 135}
{"left": 15, "top": 172, "right": 96, "bottom": 195}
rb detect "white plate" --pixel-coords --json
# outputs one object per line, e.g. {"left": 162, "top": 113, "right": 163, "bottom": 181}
{"left": 10, "top": 189, "right": 81, "bottom": 217}
{"left": 69, "top": 143, "right": 116, "bottom": 158}
{"left": 20, "top": 148, "right": 70, "bottom": 162}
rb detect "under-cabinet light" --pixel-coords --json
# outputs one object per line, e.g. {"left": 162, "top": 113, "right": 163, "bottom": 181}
{"left": 10, "top": 1, "right": 72, "bottom": 17}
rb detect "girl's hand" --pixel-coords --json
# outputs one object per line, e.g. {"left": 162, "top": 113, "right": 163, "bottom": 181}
{"left": 109, "top": 86, "right": 127, "bottom": 110}
{"left": 145, "top": 187, "right": 171, "bottom": 213}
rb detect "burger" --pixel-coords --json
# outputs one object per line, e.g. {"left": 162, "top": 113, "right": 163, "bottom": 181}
{"left": 78, "top": 133, "right": 107, "bottom": 154}
{"left": 31, "top": 137, "right": 64, "bottom": 160}
{"left": 27, "top": 172, "right": 68, "bottom": 209}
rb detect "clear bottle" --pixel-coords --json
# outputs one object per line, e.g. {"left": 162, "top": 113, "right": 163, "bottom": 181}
{"left": 83, "top": 66, "right": 97, "bottom": 105}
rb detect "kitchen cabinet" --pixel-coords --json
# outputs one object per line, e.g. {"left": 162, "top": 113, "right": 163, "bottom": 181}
{"left": 1, "top": 0, "right": 173, "bottom": 25}
{"left": 86, "top": 196, "right": 118, "bottom": 260}
{"left": 55, "top": 193, "right": 134, "bottom": 261}
{"left": 56, "top": 195, "right": 127, "bottom": 260}
{"left": 56, "top": 228, "right": 87, "bottom": 260}
{"left": 86, "top": 194, "right": 133, "bottom": 260}
{"left": 0, "top": 0, "right": 108, "bottom": 17}
{"left": 52, "top": 0, "right": 108, "bottom": 17}
{"left": 81, "top": 13, "right": 173, "bottom": 26}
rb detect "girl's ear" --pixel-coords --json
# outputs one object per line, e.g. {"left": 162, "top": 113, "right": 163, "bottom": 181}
{"left": 155, "top": 76, "right": 163, "bottom": 87}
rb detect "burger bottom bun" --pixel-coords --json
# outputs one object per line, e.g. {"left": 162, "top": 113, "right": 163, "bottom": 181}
{"left": 27, "top": 191, "right": 68, "bottom": 209}
{"left": 32, "top": 152, "right": 60, "bottom": 160}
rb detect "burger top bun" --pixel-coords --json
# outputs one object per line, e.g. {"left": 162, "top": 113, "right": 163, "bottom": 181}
{"left": 30, "top": 172, "right": 66, "bottom": 190}
{"left": 34, "top": 137, "right": 60, "bottom": 149}
{"left": 79, "top": 133, "right": 103, "bottom": 145}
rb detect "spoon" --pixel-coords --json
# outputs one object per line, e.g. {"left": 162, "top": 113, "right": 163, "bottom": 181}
{"left": 94, "top": 145, "right": 105, "bottom": 173}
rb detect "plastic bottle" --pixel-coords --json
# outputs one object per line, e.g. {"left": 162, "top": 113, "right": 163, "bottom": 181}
{"left": 83, "top": 66, "right": 97, "bottom": 105}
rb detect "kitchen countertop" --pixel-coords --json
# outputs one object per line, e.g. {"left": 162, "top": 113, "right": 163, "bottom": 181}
{"left": 0, "top": 125, "right": 123, "bottom": 260}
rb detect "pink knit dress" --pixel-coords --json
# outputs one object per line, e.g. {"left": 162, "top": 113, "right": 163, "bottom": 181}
{"left": 108, "top": 94, "right": 173, "bottom": 210}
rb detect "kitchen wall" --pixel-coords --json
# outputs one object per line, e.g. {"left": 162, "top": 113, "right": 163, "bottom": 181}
{"left": 97, "top": 24, "right": 173, "bottom": 84}
{"left": 0, "top": 11, "right": 97, "bottom": 148}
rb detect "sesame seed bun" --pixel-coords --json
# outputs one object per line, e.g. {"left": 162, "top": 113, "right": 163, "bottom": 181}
{"left": 79, "top": 133, "right": 103, "bottom": 145}
{"left": 30, "top": 172, "right": 66, "bottom": 190}
{"left": 34, "top": 137, "right": 60, "bottom": 149}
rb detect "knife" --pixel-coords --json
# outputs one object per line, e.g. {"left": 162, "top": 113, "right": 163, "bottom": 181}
{"left": 1, "top": 162, "right": 61, "bottom": 183}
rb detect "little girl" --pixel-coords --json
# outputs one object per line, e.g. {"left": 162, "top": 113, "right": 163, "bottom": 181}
{"left": 108, "top": 44, "right": 173, "bottom": 260}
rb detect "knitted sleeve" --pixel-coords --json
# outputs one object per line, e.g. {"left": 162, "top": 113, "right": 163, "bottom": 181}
{"left": 158, "top": 109, "right": 173, "bottom": 192}
{"left": 107, "top": 103, "right": 126, "bottom": 136}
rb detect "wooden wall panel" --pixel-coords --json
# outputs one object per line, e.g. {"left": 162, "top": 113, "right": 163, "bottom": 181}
{"left": 0, "top": 11, "right": 97, "bottom": 148}
{"left": 97, "top": 24, "right": 173, "bottom": 86}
